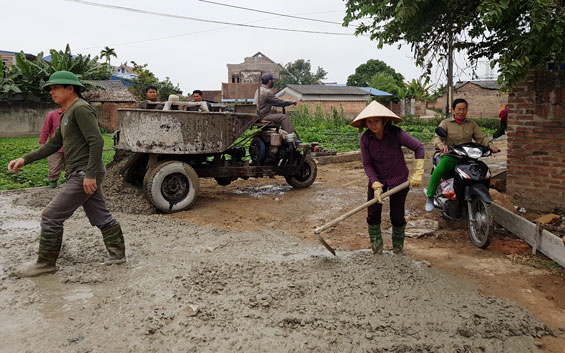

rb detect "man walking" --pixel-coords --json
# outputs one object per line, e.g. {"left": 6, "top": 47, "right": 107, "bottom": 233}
{"left": 7, "top": 70, "right": 126, "bottom": 277}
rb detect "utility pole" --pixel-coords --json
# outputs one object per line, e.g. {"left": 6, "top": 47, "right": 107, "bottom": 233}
{"left": 446, "top": 31, "right": 454, "bottom": 118}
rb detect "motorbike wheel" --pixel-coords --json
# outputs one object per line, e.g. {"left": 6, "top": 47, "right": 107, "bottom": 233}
{"left": 143, "top": 160, "right": 199, "bottom": 213}
{"left": 467, "top": 198, "right": 492, "bottom": 249}
{"left": 285, "top": 156, "right": 317, "bottom": 188}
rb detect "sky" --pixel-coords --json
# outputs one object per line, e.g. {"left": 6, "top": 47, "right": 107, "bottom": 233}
{"left": 3, "top": 0, "right": 478, "bottom": 94}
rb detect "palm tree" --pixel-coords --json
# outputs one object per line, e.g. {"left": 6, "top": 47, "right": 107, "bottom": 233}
{"left": 100, "top": 46, "right": 117, "bottom": 65}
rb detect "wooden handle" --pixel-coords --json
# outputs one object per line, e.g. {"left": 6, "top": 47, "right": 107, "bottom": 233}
{"left": 314, "top": 181, "right": 410, "bottom": 234}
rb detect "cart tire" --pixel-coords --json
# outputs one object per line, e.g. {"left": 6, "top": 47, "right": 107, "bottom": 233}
{"left": 249, "top": 137, "right": 266, "bottom": 165}
{"left": 144, "top": 161, "right": 199, "bottom": 213}
{"left": 285, "top": 156, "right": 317, "bottom": 188}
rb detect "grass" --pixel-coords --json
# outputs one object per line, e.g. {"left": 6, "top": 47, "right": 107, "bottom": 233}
{"left": 0, "top": 133, "right": 115, "bottom": 191}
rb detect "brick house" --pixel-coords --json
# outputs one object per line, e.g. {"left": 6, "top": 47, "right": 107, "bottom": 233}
{"left": 0, "top": 50, "right": 36, "bottom": 68}
{"left": 429, "top": 80, "right": 508, "bottom": 118}
{"left": 222, "top": 52, "right": 283, "bottom": 103}
{"left": 83, "top": 80, "right": 137, "bottom": 132}
{"left": 275, "top": 85, "right": 370, "bottom": 118}
{"left": 506, "top": 70, "right": 565, "bottom": 211}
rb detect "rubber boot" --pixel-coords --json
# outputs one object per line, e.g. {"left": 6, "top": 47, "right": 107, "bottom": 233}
{"left": 392, "top": 224, "right": 406, "bottom": 254}
{"left": 101, "top": 224, "right": 126, "bottom": 265}
{"left": 17, "top": 230, "right": 63, "bottom": 277}
{"left": 368, "top": 224, "right": 383, "bottom": 255}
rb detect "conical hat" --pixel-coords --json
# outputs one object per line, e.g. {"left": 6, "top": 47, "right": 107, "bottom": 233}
{"left": 350, "top": 101, "right": 402, "bottom": 128}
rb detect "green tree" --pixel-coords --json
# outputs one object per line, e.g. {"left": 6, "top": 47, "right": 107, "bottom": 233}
{"left": 402, "top": 78, "right": 433, "bottom": 101}
{"left": 370, "top": 72, "right": 401, "bottom": 97}
{"left": 343, "top": 0, "right": 565, "bottom": 90}
{"left": 1, "top": 44, "right": 111, "bottom": 100}
{"left": 347, "top": 59, "right": 404, "bottom": 87}
{"left": 128, "top": 61, "right": 182, "bottom": 100}
{"left": 274, "top": 59, "right": 327, "bottom": 90}
{"left": 100, "top": 46, "right": 117, "bottom": 65}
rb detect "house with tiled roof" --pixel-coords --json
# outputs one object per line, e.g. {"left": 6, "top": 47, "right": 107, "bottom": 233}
{"left": 275, "top": 84, "right": 370, "bottom": 118}
{"left": 83, "top": 80, "right": 137, "bottom": 131}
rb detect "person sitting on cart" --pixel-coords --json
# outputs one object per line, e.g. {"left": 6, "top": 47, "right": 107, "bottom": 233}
{"left": 186, "top": 90, "right": 210, "bottom": 112}
{"left": 254, "top": 73, "right": 299, "bottom": 138}
{"left": 425, "top": 98, "right": 500, "bottom": 212}
{"left": 139, "top": 85, "right": 164, "bottom": 110}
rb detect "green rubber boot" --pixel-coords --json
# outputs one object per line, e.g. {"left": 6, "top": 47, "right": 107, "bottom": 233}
{"left": 17, "top": 230, "right": 63, "bottom": 277}
{"left": 101, "top": 224, "right": 126, "bottom": 265}
{"left": 368, "top": 224, "right": 383, "bottom": 255}
{"left": 392, "top": 224, "right": 406, "bottom": 254}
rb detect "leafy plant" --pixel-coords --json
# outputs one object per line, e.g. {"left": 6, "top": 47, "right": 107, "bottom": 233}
{"left": 274, "top": 59, "right": 327, "bottom": 90}
{"left": 347, "top": 59, "right": 404, "bottom": 87}
{"left": 343, "top": 0, "right": 565, "bottom": 90}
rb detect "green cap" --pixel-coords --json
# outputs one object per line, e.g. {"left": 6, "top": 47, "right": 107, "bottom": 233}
{"left": 42, "top": 70, "right": 86, "bottom": 91}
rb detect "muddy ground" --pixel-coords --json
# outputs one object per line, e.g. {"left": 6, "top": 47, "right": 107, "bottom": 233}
{"left": 1, "top": 140, "right": 564, "bottom": 353}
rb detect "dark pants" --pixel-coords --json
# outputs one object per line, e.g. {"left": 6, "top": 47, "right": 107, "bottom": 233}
{"left": 41, "top": 168, "right": 118, "bottom": 233}
{"left": 366, "top": 183, "right": 409, "bottom": 227}
{"left": 493, "top": 120, "right": 507, "bottom": 138}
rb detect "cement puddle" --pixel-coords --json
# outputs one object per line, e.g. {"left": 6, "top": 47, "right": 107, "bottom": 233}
{"left": 232, "top": 184, "right": 291, "bottom": 197}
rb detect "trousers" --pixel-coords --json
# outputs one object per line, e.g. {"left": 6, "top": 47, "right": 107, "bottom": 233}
{"left": 41, "top": 168, "right": 118, "bottom": 233}
{"left": 367, "top": 183, "right": 409, "bottom": 227}
{"left": 426, "top": 155, "right": 458, "bottom": 197}
{"left": 263, "top": 113, "right": 296, "bottom": 134}
{"left": 47, "top": 151, "right": 64, "bottom": 182}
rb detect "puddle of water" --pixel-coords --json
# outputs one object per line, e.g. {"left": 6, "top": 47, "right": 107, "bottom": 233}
{"left": 233, "top": 184, "right": 292, "bottom": 198}
{"left": 1, "top": 219, "right": 39, "bottom": 231}
{"left": 63, "top": 288, "right": 94, "bottom": 302}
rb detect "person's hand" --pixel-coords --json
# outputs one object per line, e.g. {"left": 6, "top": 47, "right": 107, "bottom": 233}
{"left": 7, "top": 158, "right": 25, "bottom": 173}
{"left": 409, "top": 159, "right": 425, "bottom": 188}
{"left": 491, "top": 146, "right": 500, "bottom": 153}
{"left": 371, "top": 181, "right": 383, "bottom": 203}
{"left": 83, "top": 177, "right": 98, "bottom": 195}
{"left": 439, "top": 145, "right": 449, "bottom": 153}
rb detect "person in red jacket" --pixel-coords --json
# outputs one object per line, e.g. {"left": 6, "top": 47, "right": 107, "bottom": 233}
{"left": 493, "top": 104, "right": 508, "bottom": 138}
{"left": 39, "top": 109, "right": 64, "bottom": 188}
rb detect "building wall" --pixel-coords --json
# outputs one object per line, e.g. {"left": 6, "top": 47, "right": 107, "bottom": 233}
{"left": 91, "top": 102, "right": 137, "bottom": 132}
{"left": 429, "top": 84, "right": 508, "bottom": 118}
{"left": 278, "top": 94, "right": 367, "bottom": 118}
{"left": 507, "top": 70, "right": 565, "bottom": 211}
{"left": 0, "top": 100, "right": 59, "bottom": 137}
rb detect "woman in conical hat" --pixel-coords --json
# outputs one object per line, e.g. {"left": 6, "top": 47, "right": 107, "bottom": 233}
{"left": 352, "top": 101, "right": 425, "bottom": 254}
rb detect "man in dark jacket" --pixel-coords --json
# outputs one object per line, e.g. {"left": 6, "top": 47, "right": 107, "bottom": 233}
{"left": 7, "top": 71, "right": 126, "bottom": 277}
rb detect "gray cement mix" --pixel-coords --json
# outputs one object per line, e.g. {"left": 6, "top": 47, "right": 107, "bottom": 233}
{"left": 0, "top": 182, "right": 550, "bottom": 353}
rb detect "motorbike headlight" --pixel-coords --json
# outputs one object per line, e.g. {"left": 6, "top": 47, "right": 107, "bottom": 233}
{"left": 462, "top": 146, "right": 483, "bottom": 159}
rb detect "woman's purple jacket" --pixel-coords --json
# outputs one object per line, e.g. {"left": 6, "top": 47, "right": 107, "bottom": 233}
{"left": 360, "top": 128, "right": 425, "bottom": 188}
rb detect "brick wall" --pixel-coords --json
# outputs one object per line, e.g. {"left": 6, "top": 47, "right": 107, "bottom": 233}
{"left": 91, "top": 102, "right": 137, "bottom": 132}
{"left": 278, "top": 94, "right": 367, "bottom": 118}
{"left": 507, "top": 70, "right": 565, "bottom": 211}
{"left": 429, "top": 84, "right": 508, "bottom": 118}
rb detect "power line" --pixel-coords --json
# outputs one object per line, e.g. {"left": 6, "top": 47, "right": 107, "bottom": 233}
{"left": 198, "top": 0, "right": 344, "bottom": 26}
{"left": 76, "top": 10, "right": 345, "bottom": 50}
{"left": 66, "top": 0, "right": 357, "bottom": 36}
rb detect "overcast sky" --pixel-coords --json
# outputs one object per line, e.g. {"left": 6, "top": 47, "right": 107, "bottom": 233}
{"left": 3, "top": 0, "right": 477, "bottom": 94}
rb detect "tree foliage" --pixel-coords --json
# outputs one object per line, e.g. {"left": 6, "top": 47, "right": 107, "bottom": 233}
{"left": 347, "top": 59, "right": 404, "bottom": 87}
{"left": 128, "top": 61, "right": 182, "bottom": 101}
{"left": 0, "top": 44, "right": 111, "bottom": 100}
{"left": 100, "top": 46, "right": 117, "bottom": 65}
{"left": 343, "top": 0, "right": 565, "bottom": 89}
{"left": 274, "top": 59, "right": 327, "bottom": 90}
{"left": 370, "top": 72, "right": 401, "bottom": 97}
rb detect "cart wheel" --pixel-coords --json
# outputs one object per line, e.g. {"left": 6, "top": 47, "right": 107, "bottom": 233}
{"left": 249, "top": 137, "right": 266, "bottom": 165}
{"left": 143, "top": 161, "right": 199, "bottom": 213}
{"left": 285, "top": 156, "right": 317, "bottom": 188}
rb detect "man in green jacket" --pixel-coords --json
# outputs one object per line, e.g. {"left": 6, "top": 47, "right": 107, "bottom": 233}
{"left": 7, "top": 71, "right": 126, "bottom": 277}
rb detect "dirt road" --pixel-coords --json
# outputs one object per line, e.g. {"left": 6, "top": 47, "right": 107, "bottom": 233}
{"left": 1, "top": 141, "right": 564, "bottom": 352}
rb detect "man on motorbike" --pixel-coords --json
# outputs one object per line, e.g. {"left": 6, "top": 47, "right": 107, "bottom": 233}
{"left": 425, "top": 98, "right": 500, "bottom": 212}
{"left": 254, "top": 73, "right": 299, "bottom": 138}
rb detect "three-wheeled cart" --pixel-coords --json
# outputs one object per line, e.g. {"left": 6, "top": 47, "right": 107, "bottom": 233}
{"left": 114, "top": 108, "right": 317, "bottom": 213}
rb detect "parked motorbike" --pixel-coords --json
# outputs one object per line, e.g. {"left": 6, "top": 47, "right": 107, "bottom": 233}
{"left": 429, "top": 127, "right": 495, "bottom": 248}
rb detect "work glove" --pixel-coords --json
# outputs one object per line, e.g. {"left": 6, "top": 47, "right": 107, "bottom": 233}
{"left": 371, "top": 181, "right": 383, "bottom": 203}
{"left": 409, "top": 159, "right": 425, "bottom": 188}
